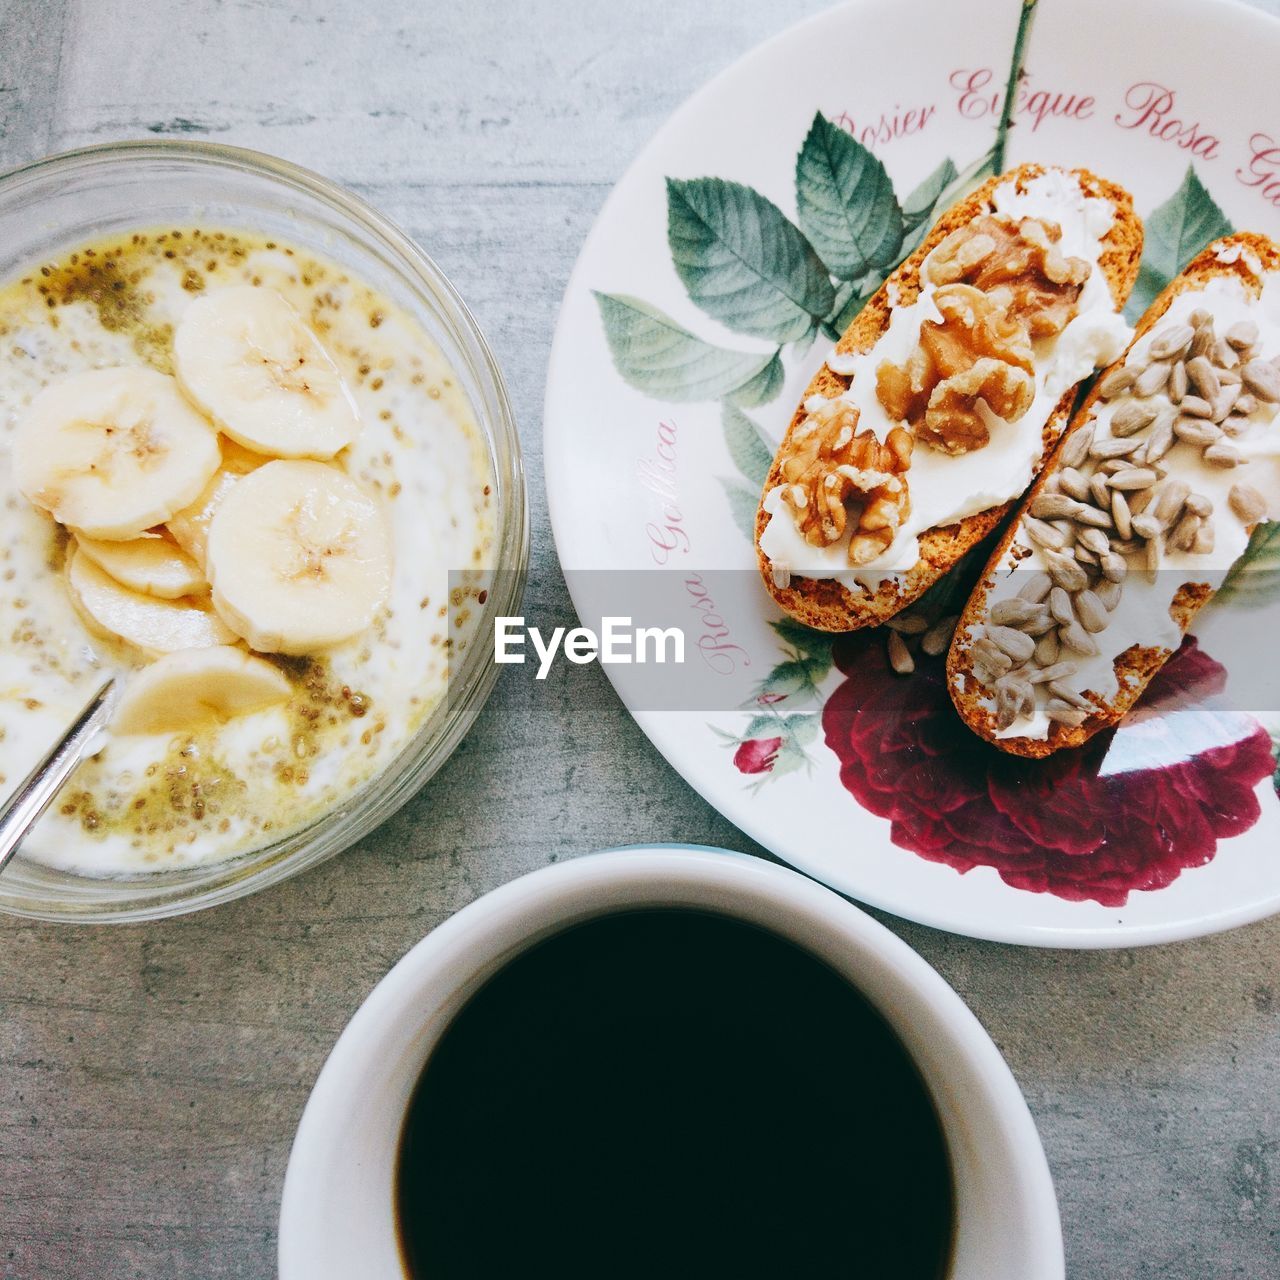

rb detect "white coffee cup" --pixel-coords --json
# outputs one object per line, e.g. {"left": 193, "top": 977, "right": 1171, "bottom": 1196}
{"left": 279, "top": 846, "right": 1064, "bottom": 1278}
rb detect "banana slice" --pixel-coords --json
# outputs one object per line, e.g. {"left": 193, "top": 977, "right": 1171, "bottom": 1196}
{"left": 173, "top": 285, "right": 362, "bottom": 459}
{"left": 66, "top": 546, "right": 238, "bottom": 654}
{"left": 74, "top": 532, "right": 207, "bottom": 599}
{"left": 113, "top": 646, "right": 291, "bottom": 735}
{"left": 206, "top": 460, "right": 392, "bottom": 654}
{"left": 13, "top": 367, "right": 221, "bottom": 539}
{"left": 166, "top": 438, "right": 266, "bottom": 567}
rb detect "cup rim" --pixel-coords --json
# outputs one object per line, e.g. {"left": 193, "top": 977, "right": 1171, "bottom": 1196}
{"left": 278, "top": 845, "right": 1064, "bottom": 1278}
{"left": 0, "top": 139, "right": 529, "bottom": 922}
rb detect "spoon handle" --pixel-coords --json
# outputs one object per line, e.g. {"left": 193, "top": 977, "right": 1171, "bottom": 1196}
{"left": 0, "top": 678, "right": 116, "bottom": 876}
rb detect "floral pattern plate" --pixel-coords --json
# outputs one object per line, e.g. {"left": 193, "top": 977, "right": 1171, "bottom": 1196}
{"left": 543, "top": 0, "right": 1280, "bottom": 945}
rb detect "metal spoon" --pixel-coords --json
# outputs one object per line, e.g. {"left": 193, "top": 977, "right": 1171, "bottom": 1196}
{"left": 0, "top": 678, "right": 116, "bottom": 876}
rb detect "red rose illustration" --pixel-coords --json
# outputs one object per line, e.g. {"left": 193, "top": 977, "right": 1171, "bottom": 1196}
{"left": 734, "top": 736, "right": 783, "bottom": 775}
{"left": 823, "top": 632, "right": 1276, "bottom": 906}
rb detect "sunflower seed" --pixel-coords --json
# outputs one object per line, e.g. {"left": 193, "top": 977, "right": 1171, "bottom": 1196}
{"left": 1096, "top": 578, "right": 1123, "bottom": 610}
{"left": 1098, "top": 365, "right": 1137, "bottom": 399}
{"left": 1075, "top": 504, "right": 1114, "bottom": 531}
{"left": 1030, "top": 491, "right": 1087, "bottom": 520}
{"left": 886, "top": 612, "right": 929, "bottom": 635}
{"left": 973, "top": 660, "right": 1002, "bottom": 687}
{"left": 1214, "top": 338, "right": 1241, "bottom": 370}
{"left": 1030, "top": 660, "right": 1078, "bottom": 685}
{"left": 1059, "top": 467, "right": 1091, "bottom": 502}
{"left": 1134, "top": 361, "right": 1171, "bottom": 397}
{"left": 1108, "top": 466, "right": 1159, "bottom": 491}
{"left": 1059, "top": 620, "right": 1100, "bottom": 656}
{"left": 988, "top": 624, "right": 1036, "bottom": 662}
{"left": 1048, "top": 681, "right": 1092, "bottom": 709}
{"left": 1149, "top": 323, "right": 1194, "bottom": 362}
{"left": 1089, "top": 435, "right": 1144, "bottom": 460}
{"left": 1085, "top": 473, "right": 1110, "bottom": 508}
{"left": 1034, "top": 629, "right": 1061, "bottom": 666}
{"left": 1050, "top": 519, "right": 1074, "bottom": 539}
{"left": 1229, "top": 482, "right": 1267, "bottom": 523}
{"left": 1168, "top": 360, "right": 1188, "bottom": 403}
{"left": 1077, "top": 526, "right": 1111, "bottom": 557}
{"left": 1074, "top": 589, "right": 1109, "bottom": 633}
{"left": 1234, "top": 392, "right": 1259, "bottom": 417}
{"left": 1109, "top": 401, "right": 1157, "bottom": 437}
{"left": 1045, "top": 698, "right": 1088, "bottom": 727}
{"left": 1179, "top": 394, "right": 1213, "bottom": 419}
{"left": 1142, "top": 413, "right": 1176, "bottom": 464}
{"left": 1153, "top": 480, "right": 1190, "bottom": 525}
{"left": 1019, "top": 608, "right": 1057, "bottom": 636}
{"left": 887, "top": 629, "right": 915, "bottom": 674}
{"left": 991, "top": 598, "right": 1042, "bottom": 627}
{"left": 1144, "top": 535, "right": 1161, "bottom": 580}
{"left": 1242, "top": 358, "right": 1280, "bottom": 402}
{"left": 1042, "top": 472, "right": 1063, "bottom": 495}
{"left": 1110, "top": 490, "right": 1132, "bottom": 541}
{"left": 1174, "top": 417, "right": 1222, "bottom": 446}
{"left": 1204, "top": 442, "right": 1244, "bottom": 468}
{"left": 1074, "top": 545, "right": 1099, "bottom": 567}
{"left": 1186, "top": 355, "right": 1221, "bottom": 402}
{"left": 1192, "top": 523, "right": 1215, "bottom": 555}
{"left": 1101, "top": 552, "right": 1128, "bottom": 583}
{"left": 1059, "top": 425, "right": 1095, "bottom": 469}
{"left": 1017, "top": 571, "right": 1053, "bottom": 603}
{"left": 1132, "top": 512, "right": 1163, "bottom": 541}
{"left": 1109, "top": 537, "right": 1144, "bottom": 556}
{"left": 1048, "top": 586, "right": 1075, "bottom": 626}
{"left": 1226, "top": 319, "right": 1259, "bottom": 350}
{"left": 1024, "top": 515, "right": 1067, "bottom": 551}
{"left": 1218, "top": 364, "right": 1243, "bottom": 386}
{"left": 921, "top": 614, "right": 959, "bottom": 656}
{"left": 1183, "top": 492, "right": 1213, "bottom": 518}
{"left": 995, "top": 672, "right": 1034, "bottom": 705}
{"left": 1099, "top": 457, "right": 1131, "bottom": 475}
{"left": 1190, "top": 320, "right": 1216, "bottom": 358}
{"left": 1046, "top": 551, "right": 1088, "bottom": 592}
{"left": 1211, "top": 384, "right": 1241, "bottom": 423}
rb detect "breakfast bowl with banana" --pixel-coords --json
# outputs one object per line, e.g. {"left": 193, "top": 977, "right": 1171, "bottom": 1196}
{"left": 0, "top": 141, "right": 526, "bottom": 921}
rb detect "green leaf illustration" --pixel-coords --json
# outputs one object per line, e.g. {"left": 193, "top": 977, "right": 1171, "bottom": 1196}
{"left": 594, "top": 292, "right": 777, "bottom": 401}
{"left": 721, "top": 401, "right": 775, "bottom": 488}
{"left": 1217, "top": 523, "right": 1280, "bottom": 608}
{"left": 718, "top": 476, "right": 760, "bottom": 543}
{"left": 759, "top": 658, "right": 827, "bottom": 699}
{"left": 823, "top": 275, "right": 879, "bottom": 340}
{"left": 726, "top": 349, "right": 785, "bottom": 407}
{"left": 785, "top": 712, "right": 821, "bottom": 746}
{"left": 1125, "top": 167, "right": 1234, "bottom": 322}
{"left": 667, "top": 176, "right": 834, "bottom": 343}
{"left": 795, "top": 113, "right": 903, "bottom": 281}
{"left": 900, "top": 156, "right": 959, "bottom": 255}
{"left": 770, "top": 617, "right": 834, "bottom": 664}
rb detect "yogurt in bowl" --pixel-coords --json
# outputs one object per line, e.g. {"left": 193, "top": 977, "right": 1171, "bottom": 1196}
{"left": 0, "top": 142, "right": 526, "bottom": 920}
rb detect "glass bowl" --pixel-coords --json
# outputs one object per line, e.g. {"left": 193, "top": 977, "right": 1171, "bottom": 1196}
{"left": 0, "top": 141, "right": 528, "bottom": 922}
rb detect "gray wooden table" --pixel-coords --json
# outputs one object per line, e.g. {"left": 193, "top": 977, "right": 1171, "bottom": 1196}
{"left": 2, "top": 2, "right": 1279, "bottom": 1276}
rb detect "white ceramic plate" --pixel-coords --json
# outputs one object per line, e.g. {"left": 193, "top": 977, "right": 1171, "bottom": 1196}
{"left": 544, "top": 0, "right": 1280, "bottom": 946}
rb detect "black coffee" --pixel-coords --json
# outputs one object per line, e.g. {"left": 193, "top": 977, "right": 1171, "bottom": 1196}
{"left": 396, "top": 909, "right": 953, "bottom": 1278}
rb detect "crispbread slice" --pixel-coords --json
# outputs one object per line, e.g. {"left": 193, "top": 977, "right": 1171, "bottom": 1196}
{"left": 948, "top": 231, "right": 1280, "bottom": 758}
{"left": 755, "top": 163, "right": 1142, "bottom": 632}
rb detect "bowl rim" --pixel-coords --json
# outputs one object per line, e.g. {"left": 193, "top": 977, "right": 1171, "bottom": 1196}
{"left": 278, "top": 845, "right": 1064, "bottom": 1280}
{"left": 0, "top": 139, "right": 529, "bottom": 923}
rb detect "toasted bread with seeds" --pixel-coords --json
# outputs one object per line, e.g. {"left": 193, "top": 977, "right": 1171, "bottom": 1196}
{"left": 948, "top": 232, "right": 1280, "bottom": 758}
{"left": 755, "top": 163, "right": 1142, "bottom": 632}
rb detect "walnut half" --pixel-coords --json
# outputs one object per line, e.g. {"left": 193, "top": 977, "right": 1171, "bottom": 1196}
{"left": 926, "top": 214, "right": 1091, "bottom": 338}
{"left": 876, "top": 284, "right": 1036, "bottom": 455}
{"left": 778, "top": 397, "right": 913, "bottom": 566}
